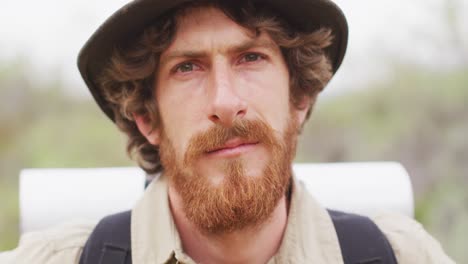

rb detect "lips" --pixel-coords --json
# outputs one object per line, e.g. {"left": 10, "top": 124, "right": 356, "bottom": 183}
{"left": 206, "top": 138, "right": 259, "bottom": 155}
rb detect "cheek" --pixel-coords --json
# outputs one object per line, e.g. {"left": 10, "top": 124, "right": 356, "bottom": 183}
{"left": 159, "top": 121, "right": 195, "bottom": 162}
{"left": 157, "top": 83, "right": 208, "bottom": 155}
{"left": 238, "top": 67, "right": 291, "bottom": 128}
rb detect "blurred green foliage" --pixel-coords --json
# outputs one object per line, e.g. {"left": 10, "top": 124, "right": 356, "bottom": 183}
{"left": 0, "top": 60, "right": 132, "bottom": 250}
{"left": 297, "top": 65, "right": 468, "bottom": 262}
{"left": 0, "top": 59, "right": 467, "bottom": 262}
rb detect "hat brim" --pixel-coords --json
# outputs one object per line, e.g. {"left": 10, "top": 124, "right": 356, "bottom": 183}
{"left": 78, "top": 0, "right": 348, "bottom": 121}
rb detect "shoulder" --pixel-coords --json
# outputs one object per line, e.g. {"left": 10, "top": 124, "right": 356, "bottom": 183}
{"left": 371, "top": 213, "right": 455, "bottom": 264}
{"left": 0, "top": 221, "right": 96, "bottom": 264}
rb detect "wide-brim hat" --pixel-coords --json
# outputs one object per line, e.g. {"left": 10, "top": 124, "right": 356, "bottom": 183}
{"left": 78, "top": 0, "right": 348, "bottom": 122}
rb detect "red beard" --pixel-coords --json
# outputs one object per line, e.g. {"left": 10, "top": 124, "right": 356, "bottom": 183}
{"left": 159, "top": 117, "right": 299, "bottom": 235}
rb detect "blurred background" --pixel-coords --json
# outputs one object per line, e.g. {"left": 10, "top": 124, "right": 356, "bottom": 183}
{"left": 0, "top": 0, "right": 467, "bottom": 262}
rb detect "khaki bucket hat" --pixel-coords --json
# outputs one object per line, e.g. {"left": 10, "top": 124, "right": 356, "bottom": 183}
{"left": 78, "top": 0, "right": 348, "bottom": 121}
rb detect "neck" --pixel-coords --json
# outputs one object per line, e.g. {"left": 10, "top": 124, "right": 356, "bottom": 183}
{"left": 168, "top": 186, "right": 288, "bottom": 264}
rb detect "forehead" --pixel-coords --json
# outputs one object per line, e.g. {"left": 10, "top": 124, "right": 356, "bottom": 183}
{"left": 168, "top": 6, "right": 259, "bottom": 51}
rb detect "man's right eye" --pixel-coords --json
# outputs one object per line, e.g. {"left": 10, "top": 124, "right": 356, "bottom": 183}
{"left": 174, "top": 62, "right": 199, "bottom": 73}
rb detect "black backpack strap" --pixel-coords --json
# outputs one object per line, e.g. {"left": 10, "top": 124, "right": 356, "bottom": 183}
{"left": 328, "top": 209, "right": 398, "bottom": 264}
{"left": 79, "top": 208, "right": 396, "bottom": 264}
{"left": 79, "top": 210, "right": 132, "bottom": 264}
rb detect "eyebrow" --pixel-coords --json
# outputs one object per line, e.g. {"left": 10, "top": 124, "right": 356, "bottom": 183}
{"left": 160, "top": 38, "right": 277, "bottom": 66}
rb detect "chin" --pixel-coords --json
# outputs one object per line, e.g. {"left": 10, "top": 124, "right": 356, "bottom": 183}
{"left": 196, "top": 158, "right": 267, "bottom": 188}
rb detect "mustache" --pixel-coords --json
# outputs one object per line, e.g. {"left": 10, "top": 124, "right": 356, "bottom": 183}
{"left": 184, "top": 119, "right": 277, "bottom": 161}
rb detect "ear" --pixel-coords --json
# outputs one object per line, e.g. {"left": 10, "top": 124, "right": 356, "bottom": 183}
{"left": 293, "top": 95, "right": 313, "bottom": 126}
{"left": 133, "top": 113, "right": 161, "bottom": 145}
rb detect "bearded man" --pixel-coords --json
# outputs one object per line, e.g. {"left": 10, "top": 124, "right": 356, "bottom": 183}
{"left": 0, "top": 0, "right": 454, "bottom": 263}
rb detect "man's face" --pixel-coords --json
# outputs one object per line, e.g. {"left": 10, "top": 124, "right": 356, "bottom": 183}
{"left": 137, "top": 6, "right": 310, "bottom": 234}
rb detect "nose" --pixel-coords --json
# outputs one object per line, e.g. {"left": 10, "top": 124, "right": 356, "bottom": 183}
{"left": 207, "top": 60, "right": 247, "bottom": 127}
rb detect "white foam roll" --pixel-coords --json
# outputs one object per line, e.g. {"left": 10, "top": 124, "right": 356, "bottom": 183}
{"left": 19, "top": 162, "right": 413, "bottom": 234}
{"left": 20, "top": 167, "right": 145, "bottom": 234}
{"left": 294, "top": 162, "right": 414, "bottom": 218}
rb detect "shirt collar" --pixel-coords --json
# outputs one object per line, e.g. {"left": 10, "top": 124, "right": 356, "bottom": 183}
{"left": 270, "top": 176, "right": 343, "bottom": 263}
{"left": 132, "top": 175, "right": 181, "bottom": 264}
{"left": 132, "top": 174, "right": 343, "bottom": 264}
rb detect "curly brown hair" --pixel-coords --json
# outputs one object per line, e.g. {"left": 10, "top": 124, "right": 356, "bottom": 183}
{"left": 98, "top": 0, "right": 333, "bottom": 174}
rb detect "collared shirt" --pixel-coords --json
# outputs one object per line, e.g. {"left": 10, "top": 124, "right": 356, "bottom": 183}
{"left": 0, "top": 175, "right": 455, "bottom": 264}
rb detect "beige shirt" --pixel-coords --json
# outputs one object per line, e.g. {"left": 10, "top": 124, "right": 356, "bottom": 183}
{"left": 0, "top": 175, "right": 455, "bottom": 264}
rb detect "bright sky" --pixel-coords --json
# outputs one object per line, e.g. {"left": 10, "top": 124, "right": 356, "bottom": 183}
{"left": 0, "top": 0, "right": 467, "bottom": 97}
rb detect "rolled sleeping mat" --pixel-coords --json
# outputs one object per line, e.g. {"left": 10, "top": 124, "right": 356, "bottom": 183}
{"left": 19, "top": 162, "right": 413, "bottom": 234}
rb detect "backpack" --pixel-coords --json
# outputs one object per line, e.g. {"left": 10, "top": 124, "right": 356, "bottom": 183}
{"left": 79, "top": 209, "right": 397, "bottom": 264}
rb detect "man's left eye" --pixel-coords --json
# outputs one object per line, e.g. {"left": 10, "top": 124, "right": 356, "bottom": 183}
{"left": 240, "top": 53, "right": 263, "bottom": 63}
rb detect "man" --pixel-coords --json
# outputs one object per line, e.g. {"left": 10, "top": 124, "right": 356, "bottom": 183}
{"left": 0, "top": 0, "right": 454, "bottom": 263}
